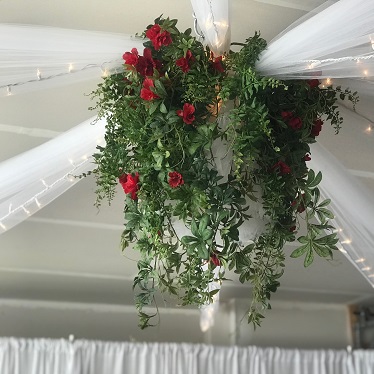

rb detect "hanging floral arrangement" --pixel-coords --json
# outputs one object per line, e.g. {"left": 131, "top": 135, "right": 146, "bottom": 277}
{"left": 91, "top": 17, "right": 358, "bottom": 328}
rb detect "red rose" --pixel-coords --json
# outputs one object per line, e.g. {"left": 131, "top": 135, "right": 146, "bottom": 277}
{"left": 311, "top": 119, "right": 323, "bottom": 136}
{"left": 123, "top": 48, "right": 139, "bottom": 65}
{"left": 177, "top": 103, "right": 195, "bottom": 124}
{"left": 307, "top": 79, "right": 320, "bottom": 88}
{"left": 210, "top": 253, "right": 220, "bottom": 267}
{"left": 272, "top": 161, "right": 291, "bottom": 175}
{"left": 136, "top": 48, "right": 160, "bottom": 77}
{"left": 119, "top": 173, "right": 139, "bottom": 200}
{"left": 212, "top": 56, "right": 225, "bottom": 73}
{"left": 288, "top": 117, "right": 302, "bottom": 130}
{"left": 140, "top": 78, "right": 159, "bottom": 101}
{"left": 281, "top": 111, "right": 293, "bottom": 121}
{"left": 168, "top": 171, "right": 184, "bottom": 188}
{"left": 176, "top": 50, "right": 194, "bottom": 73}
{"left": 146, "top": 24, "right": 172, "bottom": 51}
{"left": 303, "top": 153, "right": 311, "bottom": 161}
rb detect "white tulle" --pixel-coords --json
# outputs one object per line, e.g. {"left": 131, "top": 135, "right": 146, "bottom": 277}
{"left": 310, "top": 142, "right": 374, "bottom": 286}
{"left": 0, "top": 24, "right": 143, "bottom": 95}
{"left": 190, "top": 0, "right": 231, "bottom": 56}
{"left": 0, "top": 117, "right": 105, "bottom": 233}
{"left": 256, "top": 0, "right": 374, "bottom": 79}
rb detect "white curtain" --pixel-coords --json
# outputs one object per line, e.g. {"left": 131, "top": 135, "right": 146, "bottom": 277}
{"left": 1, "top": 338, "right": 374, "bottom": 374}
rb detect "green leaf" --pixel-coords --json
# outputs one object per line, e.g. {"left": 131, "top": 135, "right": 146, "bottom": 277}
{"left": 304, "top": 248, "right": 314, "bottom": 267}
{"left": 290, "top": 243, "right": 308, "bottom": 258}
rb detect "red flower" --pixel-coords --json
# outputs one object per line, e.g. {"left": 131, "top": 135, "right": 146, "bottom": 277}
{"left": 119, "top": 173, "right": 139, "bottom": 200}
{"left": 311, "top": 119, "right": 323, "bottom": 137}
{"left": 177, "top": 103, "right": 195, "bottom": 124}
{"left": 272, "top": 161, "right": 291, "bottom": 175}
{"left": 123, "top": 48, "right": 139, "bottom": 65}
{"left": 304, "top": 153, "right": 311, "bottom": 161}
{"left": 176, "top": 50, "right": 194, "bottom": 73}
{"left": 212, "top": 56, "right": 225, "bottom": 73}
{"left": 136, "top": 48, "right": 160, "bottom": 77}
{"left": 168, "top": 171, "right": 184, "bottom": 188}
{"left": 210, "top": 253, "right": 220, "bottom": 267}
{"left": 289, "top": 225, "right": 296, "bottom": 232}
{"left": 288, "top": 117, "right": 302, "bottom": 130}
{"left": 307, "top": 79, "right": 320, "bottom": 88}
{"left": 281, "top": 111, "right": 293, "bottom": 121}
{"left": 140, "top": 78, "right": 159, "bottom": 101}
{"left": 146, "top": 24, "right": 172, "bottom": 50}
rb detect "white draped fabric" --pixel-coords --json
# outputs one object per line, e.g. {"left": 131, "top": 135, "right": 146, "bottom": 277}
{"left": 190, "top": 0, "right": 230, "bottom": 56}
{"left": 0, "top": 338, "right": 373, "bottom": 374}
{"left": 0, "top": 24, "right": 143, "bottom": 95}
{"left": 256, "top": 0, "right": 374, "bottom": 79}
{"left": 0, "top": 117, "right": 105, "bottom": 233}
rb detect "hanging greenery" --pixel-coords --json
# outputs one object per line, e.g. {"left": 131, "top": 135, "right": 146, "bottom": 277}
{"left": 90, "top": 17, "right": 358, "bottom": 328}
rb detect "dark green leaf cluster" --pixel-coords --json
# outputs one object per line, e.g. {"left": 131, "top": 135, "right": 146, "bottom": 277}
{"left": 90, "top": 17, "right": 357, "bottom": 329}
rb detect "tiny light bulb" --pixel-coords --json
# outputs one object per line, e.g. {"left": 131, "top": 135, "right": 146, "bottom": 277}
{"left": 37, "top": 69, "right": 42, "bottom": 80}
{"left": 69, "top": 64, "right": 74, "bottom": 73}
{"left": 364, "top": 70, "right": 368, "bottom": 76}
{"left": 355, "top": 258, "right": 366, "bottom": 263}
{"left": 365, "top": 125, "right": 373, "bottom": 134}
{"left": 362, "top": 267, "right": 371, "bottom": 271}
{"left": 341, "top": 239, "right": 352, "bottom": 244}
{"left": 326, "top": 78, "right": 331, "bottom": 85}
{"left": 6, "top": 86, "right": 12, "bottom": 96}
{"left": 22, "top": 206, "right": 30, "bottom": 215}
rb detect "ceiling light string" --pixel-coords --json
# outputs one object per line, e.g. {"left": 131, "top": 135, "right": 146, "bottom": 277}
{"left": 1, "top": 58, "right": 125, "bottom": 96}
{"left": 0, "top": 158, "right": 91, "bottom": 232}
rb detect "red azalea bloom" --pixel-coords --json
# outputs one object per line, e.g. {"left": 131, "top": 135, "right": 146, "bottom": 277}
{"left": 176, "top": 50, "right": 194, "bottom": 73}
{"left": 136, "top": 48, "right": 159, "bottom": 77}
{"left": 168, "top": 171, "right": 184, "bottom": 188}
{"left": 311, "top": 119, "right": 323, "bottom": 136}
{"left": 272, "top": 161, "right": 291, "bottom": 175}
{"left": 140, "top": 78, "right": 159, "bottom": 101}
{"left": 123, "top": 48, "right": 139, "bottom": 65}
{"left": 119, "top": 173, "right": 140, "bottom": 200}
{"left": 176, "top": 103, "right": 195, "bottom": 124}
{"left": 307, "top": 79, "right": 320, "bottom": 88}
{"left": 288, "top": 116, "right": 302, "bottom": 130}
{"left": 210, "top": 253, "right": 221, "bottom": 267}
{"left": 281, "top": 111, "right": 293, "bottom": 121}
{"left": 146, "top": 24, "right": 172, "bottom": 50}
{"left": 304, "top": 153, "right": 311, "bottom": 161}
{"left": 212, "top": 56, "right": 225, "bottom": 73}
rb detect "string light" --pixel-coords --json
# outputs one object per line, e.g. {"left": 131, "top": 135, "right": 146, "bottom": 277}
{"left": 1, "top": 59, "right": 123, "bottom": 95}
{"left": 341, "top": 239, "right": 352, "bottom": 244}
{"left": 362, "top": 266, "right": 371, "bottom": 272}
{"left": 0, "top": 158, "right": 90, "bottom": 231}
{"left": 326, "top": 78, "right": 331, "bottom": 85}
{"left": 365, "top": 124, "right": 373, "bottom": 134}
{"left": 355, "top": 258, "right": 366, "bottom": 263}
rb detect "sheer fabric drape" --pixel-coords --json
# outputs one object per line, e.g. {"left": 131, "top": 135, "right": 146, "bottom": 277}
{"left": 1, "top": 338, "right": 374, "bottom": 374}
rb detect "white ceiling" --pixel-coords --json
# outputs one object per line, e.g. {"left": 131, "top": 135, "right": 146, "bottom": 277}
{"left": 0, "top": 0, "right": 373, "bottom": 340}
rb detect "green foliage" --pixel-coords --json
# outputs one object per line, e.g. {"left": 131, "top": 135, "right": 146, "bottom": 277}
{"left": 90, "top": 17, "right": 357, "bottom": 329}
